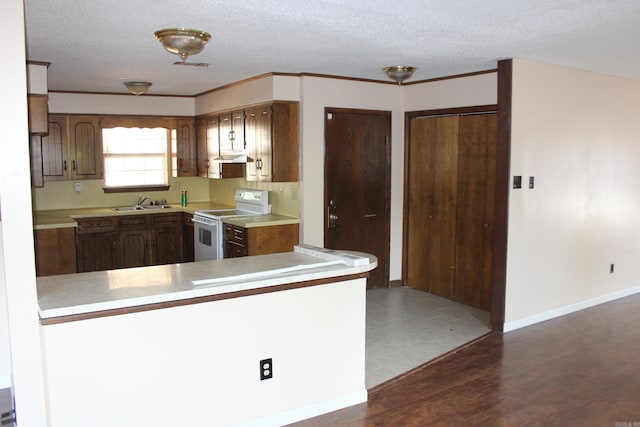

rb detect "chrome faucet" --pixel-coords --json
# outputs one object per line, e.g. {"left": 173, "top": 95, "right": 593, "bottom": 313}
{"left": 136, "top": 195, "right": 149, "bottom": 206}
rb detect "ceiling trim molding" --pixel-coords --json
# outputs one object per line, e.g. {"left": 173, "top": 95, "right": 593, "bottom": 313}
{"left": 405, "top": 68, "right": 497, "bottom": 86}
{"left": 47, "top": 90, "right": 193, "bottom": 98}
{"left": 46, "top": 68, "right": 499, "bottom": 99}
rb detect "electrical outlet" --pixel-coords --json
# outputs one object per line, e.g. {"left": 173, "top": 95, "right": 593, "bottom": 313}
{"left": 259, "top": 358, "right": 273, "bottom": 380}
{"left": 173, "top": 181, "right": 182, "bottom": 190}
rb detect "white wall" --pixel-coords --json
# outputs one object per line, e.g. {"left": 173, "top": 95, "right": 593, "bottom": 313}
{"left": 298, "top": 76, "right": 404, "bottom": 278}
{"left": 48, "top": 92, "right": 194, "bottom": 116}
{"left": 505, "top": 59, "right": 640, "bottom": 330}
{"left": 195, "top": 75, "right": 300, "bottom": 115}
{"left": 404, "top": 72, "right": 497, "bottom": 111}
{"left": 41, "top": 278, "right": 367, "bottom": 426}
{"left": 0, "top": 0, "right": 48, "bottom": 423}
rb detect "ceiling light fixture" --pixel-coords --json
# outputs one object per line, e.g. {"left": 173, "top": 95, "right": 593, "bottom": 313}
{"left": 124, "top": 81, "right": 152, "bottom": 96}
{"left": 383, "top": 65, "right": 417, "bottom": 85}
{"left": 154, "top": 28, "right": 211, "bottom": 63}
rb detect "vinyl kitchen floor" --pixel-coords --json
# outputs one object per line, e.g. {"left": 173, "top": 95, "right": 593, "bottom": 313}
{"left": 365, "top": 287, "right": 491, "bottom": 389}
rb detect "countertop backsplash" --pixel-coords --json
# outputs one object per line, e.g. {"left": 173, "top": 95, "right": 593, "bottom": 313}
{"left": 32, "top": 176, "right": 300, "bottom": 219}
{"left": 31, "top": 177, "right": 210, "bottom": 211}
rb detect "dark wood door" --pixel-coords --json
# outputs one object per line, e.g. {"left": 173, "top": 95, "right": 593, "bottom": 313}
{"left": 454, "top": 114, "right": 497, "bottom": 310}
{"left": 406, "top": 116, "right": 459, "bottom": 298}
{"left": 324, "top": 108, "right": 391, "bottom": 289}
{"left": 405, "top": 111, "right": 496, "bottom": 310}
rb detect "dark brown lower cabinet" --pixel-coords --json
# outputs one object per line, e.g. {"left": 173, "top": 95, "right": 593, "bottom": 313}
{"left": 76, "top": 213, "right": 183, "bottom": 273}
{"left": 223, "top": 223, "right": 299, "bottom": 258}
{"left": 150, "top": 213, "right": 183, "bottom": 265}
{"left": 34, "top": 227, "right": 78, "bottom": 276}
{"left": 76, "top": 217, "right": 117, "bottom": 273}
{"left": 77, "top": 232, "right": 117, "bottom": 272}
{"left": 182, "top": 213, "right": 194, "bottom": 262}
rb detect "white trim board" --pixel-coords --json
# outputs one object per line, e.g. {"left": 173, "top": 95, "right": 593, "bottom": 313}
{"left": 504, "top": 285, "right": 640, "bottom": 333}
{"left": 239, "top": 390, "right": 367, "bottom": 427}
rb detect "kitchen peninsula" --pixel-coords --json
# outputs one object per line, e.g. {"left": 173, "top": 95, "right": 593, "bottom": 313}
{"left": 37, "top": 245, "right": 376, "bottom": 427}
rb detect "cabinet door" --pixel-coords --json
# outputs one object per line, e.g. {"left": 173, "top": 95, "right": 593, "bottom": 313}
{"left": 42, "top": 115, "right": 69, "bottom": 181}
{"left": 245, "top": 108, "right": 260, "bottom": 180}
{"left": 151, "top": 226, "right": 183, "bottom": 265}
{"left": 271, "top": 102, "right": 299, "bottom": 182}
{"left": 183, "top": 213, "right": 194, "bottom": 262}
{"left": 77, "top": 232, "right": 117, "bottom": 272}
{"left": 195, "top": 116, "right": 208, "bottom": 177}
{"left": 68, "top": 116, "right": 103, "bottom": 179}
{"left": 247, "top": 224, "right": 299, "bottom": 256}
{"left": 28, "top": 94, "right": 49, "bottom": 134}
{"left": 246, "top": 103, "right": 298, "bottom": 182}
{"left": 219, "top": 110, "right": 245, "bottom": 155}
{"left": 218, "top": 112, "right": 233, "bottom": 154}
{"left": 118, "top": 228, "right": 149, "bottom": 268}
{"left": 245, "top": 106, "right": 272, "bottom": 181}
{"left": 206, "top": 116, "right": 221, "bottom": 178}
{"left": 35, "top": 228, "right": 77, "bottom": 276}
{"left": 231, "top": 110, "right": 246, "bottom": 153}
{"left": 175, "top": 118, "right": 196, "bottom": 176}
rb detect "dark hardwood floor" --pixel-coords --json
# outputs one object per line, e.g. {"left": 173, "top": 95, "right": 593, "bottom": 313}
{"left": 290, "top": 293, "right": 640, "bottom": 426}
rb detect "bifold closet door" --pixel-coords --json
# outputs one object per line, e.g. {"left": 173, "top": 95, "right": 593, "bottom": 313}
{"left": 454, "top": 114, "right": 496, "bottom": 310}
{"left": 406, "top": 112, "right": 496, "bottom": 310}
{"left": 406, "top": 115, "right": 459, "bottom": 298}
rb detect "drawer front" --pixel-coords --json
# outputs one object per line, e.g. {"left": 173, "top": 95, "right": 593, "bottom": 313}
{"left": 151, "top": 213, "right": 181, "bottom": 226}
{"left": 224, "top": 223, "right": 245, "bottom": 244}
{"left": 117, "top": 215, "right": 149, "bottom": 228}
{"left": 76, "top": 217, "right": 116, "bottom": 233}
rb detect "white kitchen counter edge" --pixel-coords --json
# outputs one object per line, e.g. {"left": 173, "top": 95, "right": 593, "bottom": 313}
{"left": 38, "top": 246, "right": 377, "bottom": 320}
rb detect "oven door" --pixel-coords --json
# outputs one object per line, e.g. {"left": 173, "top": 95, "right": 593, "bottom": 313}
{"left": 193, "top": 217, "right": 222, "bottom": 261}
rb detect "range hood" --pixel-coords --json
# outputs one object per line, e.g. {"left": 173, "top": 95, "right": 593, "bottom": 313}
{"left": 214, "top": 154, "right": 247, "bottom": 163}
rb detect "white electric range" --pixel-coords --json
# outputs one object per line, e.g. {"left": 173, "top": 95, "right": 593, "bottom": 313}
{"left": 193, "top": 188, "right": 270, "bottom": 261}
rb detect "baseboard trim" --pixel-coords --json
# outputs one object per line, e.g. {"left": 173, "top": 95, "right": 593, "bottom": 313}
{"left": 238, "top": 389, "right": 367, "bottom": 427}
{"left": 0, "top": 375, "right": 11, "bottom": 389}
{"left": 504, "top": 285, "right": 640, "bottom": 333}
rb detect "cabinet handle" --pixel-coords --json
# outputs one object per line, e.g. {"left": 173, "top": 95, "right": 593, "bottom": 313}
{"left": 72, "top": 160, "right": 76, "bottom": 171}
{"left": 112, "top": 241, "right": 116, "bottom": 251}
{"left": 63, "top": 160, "right": 67, "bottom": 171}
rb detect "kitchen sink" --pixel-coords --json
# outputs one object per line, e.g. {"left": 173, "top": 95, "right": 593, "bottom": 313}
{"left": 142, "top": 205, "right": 174, "bottom": 210}
{"left": 112, "top": 206, "right": 145, "bottom": 212}
{"left": 111, "top": 205, "right": 173, "bottom": 212}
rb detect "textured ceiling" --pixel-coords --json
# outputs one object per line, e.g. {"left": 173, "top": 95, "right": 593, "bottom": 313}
{"left": 23, "top": 0, "right": 640, "bottom": 96}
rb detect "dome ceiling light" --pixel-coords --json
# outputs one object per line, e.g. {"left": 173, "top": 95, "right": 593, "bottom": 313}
{"left": 154, "top": 28, "right": 211, "bottom": 67}
{"left": 383, "top": 66, "right": 417, "bottom": 85}
{"left": 124, "top": 81, "right": 152, "bottom": 96}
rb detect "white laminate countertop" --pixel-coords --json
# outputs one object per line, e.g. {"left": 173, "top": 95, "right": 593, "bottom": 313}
{"left": 37, "top": 246, "right": 377, "bottom": 320}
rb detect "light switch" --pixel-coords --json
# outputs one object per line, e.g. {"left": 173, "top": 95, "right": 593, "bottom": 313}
{"left": 74, "top": 182, "right": 82, "bottom": 192}
{"left": 529, "top": 176, "right": 535, "bottom": 189}
{"left": 513, "top": 176, "right": 522, "bottom": 189}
